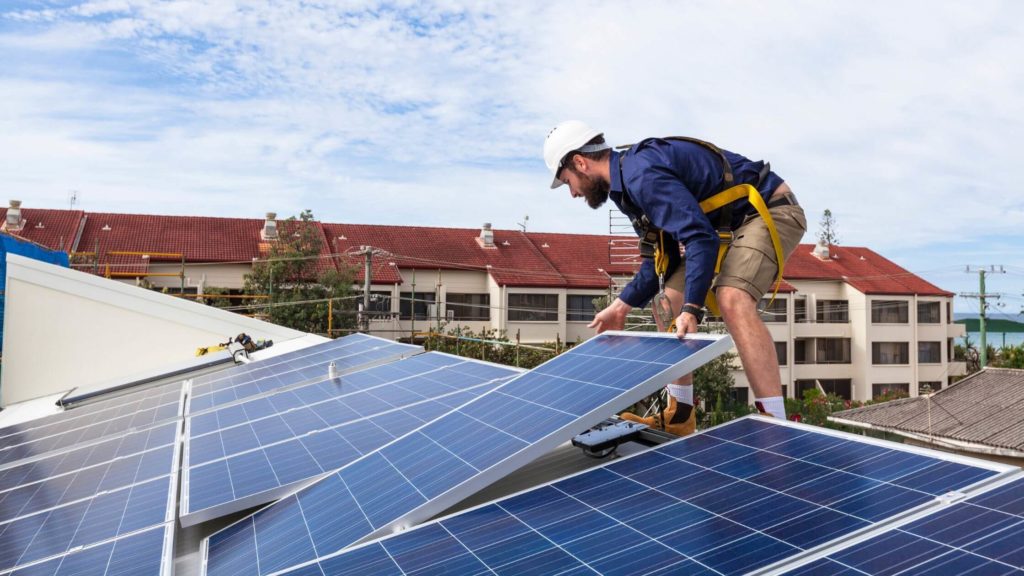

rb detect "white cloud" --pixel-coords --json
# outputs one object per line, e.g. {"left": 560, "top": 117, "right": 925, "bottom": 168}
{"left": 1, "top": 0, "right": 1022, "bottom": 306}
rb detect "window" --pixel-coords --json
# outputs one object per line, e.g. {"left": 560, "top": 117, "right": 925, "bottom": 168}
{"left": 918, "top": 301, "right": 941, "bottom": 324}
{"left": 873, "top": 383, "right": 910, "bottom": 399}
{"left": 366, "top": 291, "right": 392, "bottom": 316}
{"left": 728, "top": 387, "right": 749, "bottom": 406}
{"left": 774, "top": 341, "right": 787, "bottom": 366}
{"left": 918, "top": 381, "right": 942, "bottom": 394}
{"left": 794, "top": 298, "right": 807, "bottom": 323}
{"left": 781, "top": 385, "right": 788, "bottom": 399}
{"left": 918, "top": 341, "right": 941, "bottom": 364}
{"left": 508, "top": 293, "right": 558, "bottom": 322}
{"left": 794, "top": 338, "right": 813, "bottom": 364}
{"left": 872, "top": 300, "right": 909, "bottom": 323}
{"left": 446, "top": 293, "right": 490, "bottom": 321}
{"left": 567, "top": 294, "right": 598, "bottom": 322}
{"left": 872, "top": 342, "right": 909, "bottom": 364}
{"left": 794, "top": 379, "right": 852, "bottom": 400}
{"left": 760, "top": 298, "right": 787, "bottom": 323}
{"left": 400, "top": 292, "right": 435, "bottom": 321}
{"left": 816, "top": 300, "right": 849, "bottom": 323}
{"left": 817, "top": 338, "right": 852, "bottom": 364}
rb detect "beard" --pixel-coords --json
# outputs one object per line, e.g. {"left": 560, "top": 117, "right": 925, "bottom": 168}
{"left": 577, "top": 171, "right": 610, "bottom": 209}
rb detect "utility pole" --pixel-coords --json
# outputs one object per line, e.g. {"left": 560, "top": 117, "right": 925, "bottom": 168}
{"left": 360, "top": 246, "right": 372, "bottom": 332}
{"left": 961, "top": 265, "right": 1005, "bottom": 368}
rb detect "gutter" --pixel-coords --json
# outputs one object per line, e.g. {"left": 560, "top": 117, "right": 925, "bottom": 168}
{"left": 828, "top": 416, "right": 1024, "bottom": 459}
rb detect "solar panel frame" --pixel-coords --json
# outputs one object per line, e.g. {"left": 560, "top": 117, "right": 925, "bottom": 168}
{"left": 0, "top": 522, "right": 175, "bottom": 576}
{"left": 186, "top": 335, "right": 423, "bottom": 415}
{"left": 200, "top": 331, "right": 735, "bottom": 576}
{"left": 179, "top": 352, "right": 520, "bottom": 526}
{"left": 776, "top": 473, "right": 1024, "bottom": 576}
{"left": 0, "top": 384, "right": 186, "bottom": 469}
{"left": 283, "top": 416, "right": 1016, "bottom": 576}
{"left": 0, "top": 421, "right": 181, "bottom": 574}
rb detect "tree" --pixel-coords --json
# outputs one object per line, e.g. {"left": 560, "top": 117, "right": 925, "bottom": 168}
{"left": 243, "top": 210, "right": 357, "bottom": 334}
{"left": 818, "top": 209, "right": 840, "bottom": 246}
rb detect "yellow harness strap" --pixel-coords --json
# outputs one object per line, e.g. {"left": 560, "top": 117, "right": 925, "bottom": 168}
{"left": 653, "top": 184, "right": 786, "bottom": 318}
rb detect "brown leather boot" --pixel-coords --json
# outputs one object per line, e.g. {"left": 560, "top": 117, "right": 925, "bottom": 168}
{"left": 620, "top": 397, "right": 696, "bottom": 437}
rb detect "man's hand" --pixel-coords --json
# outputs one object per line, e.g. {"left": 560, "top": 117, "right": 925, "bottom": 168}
{"left": 589, "top": 298, "right": 632, "bottom": 334}
{"left": 674, "top": 311, "right": 700, "bottom": 339}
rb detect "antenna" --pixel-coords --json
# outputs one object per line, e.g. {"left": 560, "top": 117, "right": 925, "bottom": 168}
{"left": 518, "top": 215, "right": 529, "bottom": 232}
{"left": 68, "top": 190, "right": 78, "bottom": 210}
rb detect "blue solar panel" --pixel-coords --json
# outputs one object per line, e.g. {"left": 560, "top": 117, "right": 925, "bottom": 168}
{"left": 0, "top": 422, "right": 177, "bottom": 494}
{"left": 187, "top": 334, "right": 421, "bottom": 414}
{"left": 268, "top": 417, "right": 1010, "bottom": 576}
{"left": 0, "top": 381, "right": 182, "bottom": 446}
{"left": 202, "top": 332, "right": 733, "bottom": 576}
{"left": 180, "top": 353, "right": 518, "bottom": 526}
{"left": 6, "top": 523, "right": 172, "bottom": 576}
{"left": 784, "top": 477, "right": 1024, "bottom": 575}
{"left": 0, "top": 384, "right": 184, "bottom": 467}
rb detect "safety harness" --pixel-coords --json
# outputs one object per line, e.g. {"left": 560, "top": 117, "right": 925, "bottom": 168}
{"left": 616, "top": 137, "right": 786, "bottom": 320}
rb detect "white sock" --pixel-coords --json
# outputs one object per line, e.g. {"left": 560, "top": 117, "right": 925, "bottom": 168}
{"left": 756, "top": 396, "right": 786, "bottom": 418}
{"left": 667, "top": 384, "right": 693, "bottom": 406}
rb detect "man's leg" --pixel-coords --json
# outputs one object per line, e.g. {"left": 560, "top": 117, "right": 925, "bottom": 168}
{"left": 717, "top": 286, "right": 784, "bottom": 415}
{"left": 620, "top": 283, "right": 697, "bottom": 436}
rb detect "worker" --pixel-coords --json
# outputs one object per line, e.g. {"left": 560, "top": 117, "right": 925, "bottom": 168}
{"left": 543, "top": 121, "right": 806, "bottom": 434}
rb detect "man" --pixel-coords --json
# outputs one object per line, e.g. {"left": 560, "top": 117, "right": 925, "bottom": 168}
{"left": 543, "top": 120, "right": 806, "bottom": 434}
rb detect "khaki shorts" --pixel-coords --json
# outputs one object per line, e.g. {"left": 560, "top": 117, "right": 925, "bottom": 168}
{"left": 666, "top": 189, "right": 807, "bottom": 304}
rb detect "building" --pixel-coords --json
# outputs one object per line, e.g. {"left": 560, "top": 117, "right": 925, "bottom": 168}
{"left": 1, "top": 200, "right": 964, "bottom": 403}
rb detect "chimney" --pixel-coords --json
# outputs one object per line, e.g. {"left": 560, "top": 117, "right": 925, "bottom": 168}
{"left": 477, "top": 222, "right": 495, "bottom": 249}
{"left": 812, "top": 240, "right": 830, "bottom": 260}
{"left": 4, "top": 200, "right": 24, "bottom": 232}
{"left": 261, "top": 212, "right": 278, "bottom": 241}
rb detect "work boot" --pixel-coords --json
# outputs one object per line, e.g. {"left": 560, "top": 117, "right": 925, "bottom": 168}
{"left": 620, "top": 397, "right": 696, "bottom": 437}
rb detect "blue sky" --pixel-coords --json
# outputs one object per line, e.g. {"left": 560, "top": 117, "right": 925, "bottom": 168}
{"left": 1, "top": 0, "right": 1023, "bottom": 315}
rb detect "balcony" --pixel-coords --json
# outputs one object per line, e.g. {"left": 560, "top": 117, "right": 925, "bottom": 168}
{"left": 793, "top": 322, "right": 852, "bottom": 339}
{"left": 947, "top": 323, "right": 966, "bottom": 338}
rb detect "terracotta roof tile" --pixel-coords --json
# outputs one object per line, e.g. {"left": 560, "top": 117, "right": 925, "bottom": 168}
{"left": 784, "top": 244, "right": 952, "bottom": 296}
{"left": 0, "top": 208, "right": 84, "bottom": 252}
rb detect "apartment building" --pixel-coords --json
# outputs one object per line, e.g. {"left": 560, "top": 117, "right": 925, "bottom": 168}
{"left": 1, "top": 201, "right": 964, "bottom": 403}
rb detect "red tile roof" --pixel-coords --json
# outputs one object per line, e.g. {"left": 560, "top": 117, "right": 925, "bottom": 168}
{"left": 784, "top": 244, "right": 952, "bottom": 297}
{"left": 0, "top": 206, "right": 952, "bottom": 296}
{"left": 0, "top": 208, "right": 84, "bottom": 252}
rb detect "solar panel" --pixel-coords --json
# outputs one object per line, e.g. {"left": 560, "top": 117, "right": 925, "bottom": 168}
{"left": 0, "top": 383, "right": 185, "bottom": 468}
{"left": 2, "top": 523, "right": 174, "bottom": 576}
{"left": 180, "top": 352, "right": 519, "bottom": 526}
{"left": 0, "top": 423, "right": 180, "bottom": 573}
{"left": 0, "top": 380, "right": 183, "bottom": 445}
{"left": 202, "top": 332, "right": 733, "bottom": 576}
{"left": 187, "top": 334, "right": 422, "bottom": 414}
{"left": 782, "top": 476, "right": 1024, "bottom": 575}
{"left": 276, "top": 416, "right": 1013, "bottom": 576}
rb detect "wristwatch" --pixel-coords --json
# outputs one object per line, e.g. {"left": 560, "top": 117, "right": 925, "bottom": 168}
{"left": 680, "top": 304, "right": 705, "bottom": 324}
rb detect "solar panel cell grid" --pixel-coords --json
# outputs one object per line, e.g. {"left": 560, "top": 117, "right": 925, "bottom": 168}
{"left": 203, "top": 333, "right": 732, "bottom": 576}
{"left": 187, "top": 334, "right": 421, "bottom": 414}
{"left": 785, "top": 477, "right": 1024, "bottom": 575}
{"left": 280, "top": 417, "right": 1007, "bottom": 576}
{"left": 181, "top": 354, "right": 518, "bottom": 526}
{"left": 6, "top": 524, "right": 172, "bottom": 576}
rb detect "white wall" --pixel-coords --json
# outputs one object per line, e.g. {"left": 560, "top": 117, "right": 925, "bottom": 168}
{"left": 1, "top": 254, "right": 306, "bottom": 406}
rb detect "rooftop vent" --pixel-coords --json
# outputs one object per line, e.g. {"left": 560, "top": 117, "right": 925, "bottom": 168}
{"left": 4, "top": 200, "right": 24, "bottom": 232}
{"left": 812, "top": 240, "right": 830, "bottom": 261}
{"left": 477, "top": 222, "right": 495, "bottom": 249}
{"left": 262, "top": 212, "right": 279, "bottom": 241}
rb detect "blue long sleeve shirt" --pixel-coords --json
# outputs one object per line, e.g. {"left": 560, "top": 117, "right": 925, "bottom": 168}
{"left": 611, "top": 138, "right": 784, "bottom": 309}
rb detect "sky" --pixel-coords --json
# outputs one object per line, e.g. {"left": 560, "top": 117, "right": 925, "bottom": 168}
{"left": 1, "top": 0, "right": 1023, "bottom": 317}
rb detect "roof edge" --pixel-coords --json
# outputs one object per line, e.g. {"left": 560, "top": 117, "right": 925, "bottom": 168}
{"left": 827, "top": 416, "right": 1024, "bottom": 458}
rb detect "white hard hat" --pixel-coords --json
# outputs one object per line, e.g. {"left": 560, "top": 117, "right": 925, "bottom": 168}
{"left": 543, "top": 120, "right": 609, "bottom": 189}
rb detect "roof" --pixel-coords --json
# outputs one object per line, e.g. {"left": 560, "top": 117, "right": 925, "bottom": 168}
{"left": 831, "top": 368, "right": 1024, "bottom": 453}
{"left": 784, "top": 243, "right": 953, "bottom": 297}
{"left": 0, "top": 208, "right": 84, "bottom": 252}
{"left": 0, "top": 205, "right": 953, "bottom": 295}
